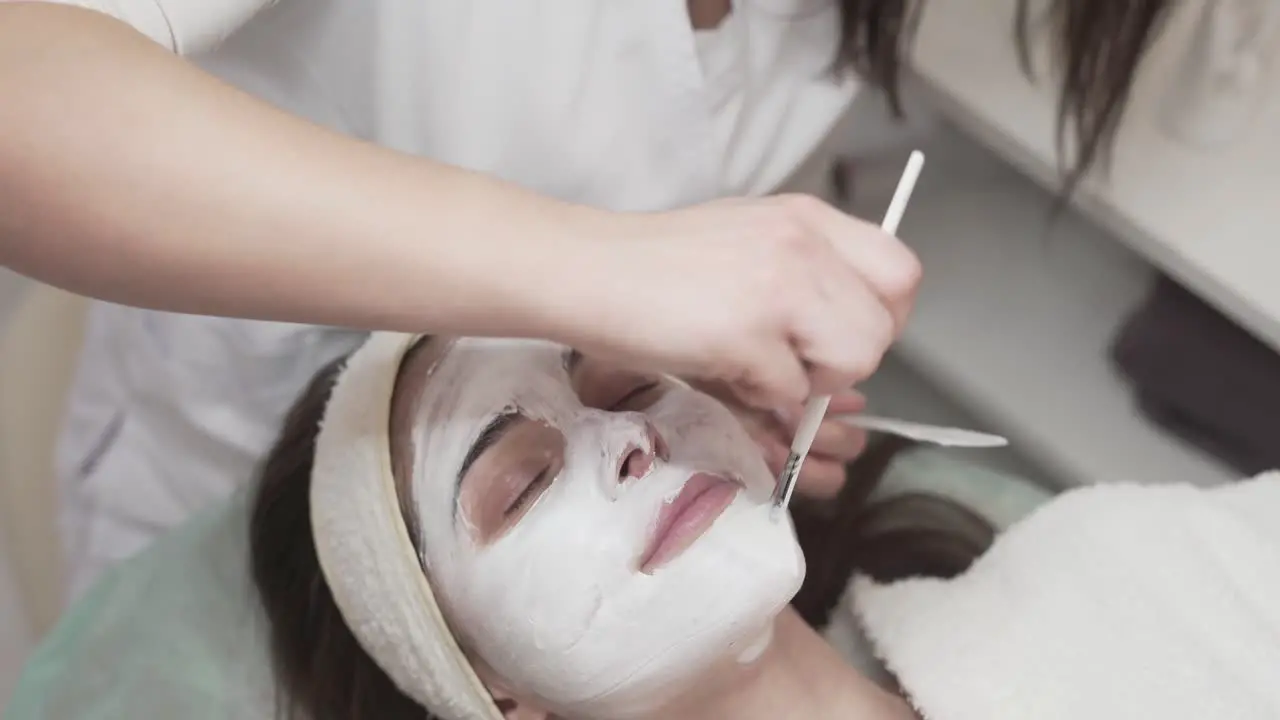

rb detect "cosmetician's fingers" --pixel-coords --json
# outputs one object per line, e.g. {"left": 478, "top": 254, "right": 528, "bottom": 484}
{"left": 773, "top": 389, "right": 866, "bottom": 427}
{"left": 791, "top": 254, "right": 896, "bottom": 396}
{"left": 724, "top": 388, "right": 860, "bottom": 499}
{"left": 698, "top": 197, "right": 885, "bottom": 407}
{"left": 741, "top": 416, "right": 846, "bottom": 498}
{"left": 807, "top": 419, "right": 868, "bottom": 463}
{"left": 779, "top": 391, "right": 866, "bottom": 498}
{"left": 579, "top": 196, "right": 897, "bottom": 411}
{"left": 825, "top": 390, "right": 868, "bottom": 415}
{"left": 782, "top": 194, "right": 922, "bottom": 333}
{"left": 795, "top": 456, "right": 848, "bottom": 500}
{"left": 775, "top": 391, "right": 868, "bottom": 462}
{"left": 730, "top": 338, "right": 812, "bottom": 410}
{"left": 743, "top": 420, "right": 790, "bottom": 473}
{"left": 808, "top": 392, "right": 869, "bottom": 462}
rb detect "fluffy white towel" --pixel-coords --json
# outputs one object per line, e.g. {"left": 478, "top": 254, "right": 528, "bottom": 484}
{"left": 854, "top": 473, "right": 1280, "bottom": 720}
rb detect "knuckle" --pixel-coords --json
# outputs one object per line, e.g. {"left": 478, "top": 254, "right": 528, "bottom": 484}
{"left": 884, "top": 245, "right": 924, "bottom": 299}
{"left": 771, "top": 218, "right": 811, "bottom": 255}
{"left": 870, "top": 304, "right": 897, "bottom": 345}
{"left": 852, "top": 351, "right": 885, "bottom": 382}
{"left": 827, "top": 310, "right": 894, "bottom": 381}
{"left": 767, "top": 197, "right": 817, "bottom": 243}
{"left": 839, "top": 345, "right": 887, "bottom": 383}
{"left": 777, "top": 192, "right": 827, "bottom": 218}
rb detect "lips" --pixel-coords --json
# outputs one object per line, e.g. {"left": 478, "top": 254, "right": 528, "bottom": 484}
{"left": 639, "top": 472, "right": 739, "bottom": 574}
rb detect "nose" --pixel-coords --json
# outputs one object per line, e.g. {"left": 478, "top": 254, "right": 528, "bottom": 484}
{"left": 618, "top": 420, "right": 670, "bottom": 482}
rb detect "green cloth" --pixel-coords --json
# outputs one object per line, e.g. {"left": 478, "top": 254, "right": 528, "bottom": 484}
{"left": 4, "top": 490, "right": 275, "bottom": 719}
{"left": 873, "top": 447, "right": 1053, "bottom": 531}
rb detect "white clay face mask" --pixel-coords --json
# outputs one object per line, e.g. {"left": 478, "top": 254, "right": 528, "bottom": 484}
{"left": 409, "top": 340, "right": 805, "bottom": 719}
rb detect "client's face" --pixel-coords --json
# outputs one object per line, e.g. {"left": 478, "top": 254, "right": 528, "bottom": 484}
{"left": 406, "top": 338, "right": 804, "bottom": 718}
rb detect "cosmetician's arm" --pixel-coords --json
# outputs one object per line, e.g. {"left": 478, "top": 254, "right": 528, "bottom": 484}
{"left": 0, "top": 1, "right": 595, "bottom": 338}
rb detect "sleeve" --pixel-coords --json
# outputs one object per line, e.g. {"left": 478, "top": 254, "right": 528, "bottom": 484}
{"left": 25, "top": 0, "right": 274, "bottom": 55}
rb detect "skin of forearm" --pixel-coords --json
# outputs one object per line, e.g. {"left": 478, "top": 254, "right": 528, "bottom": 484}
{"left": 0, "top": 2, "right": 599, "bottom": 337}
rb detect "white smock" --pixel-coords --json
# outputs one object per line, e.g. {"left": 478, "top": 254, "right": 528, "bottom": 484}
{"left": 50, "top": 0, "right": 858, "bottom": 597}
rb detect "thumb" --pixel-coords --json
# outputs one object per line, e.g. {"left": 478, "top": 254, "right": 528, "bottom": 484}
{"left": 731, "top": 341, "right": 810, "bottom": 411}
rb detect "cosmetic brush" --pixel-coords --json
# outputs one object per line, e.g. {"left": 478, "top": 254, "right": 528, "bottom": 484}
{"left": 771, "top": 150, "right": 925, "bottom": 519}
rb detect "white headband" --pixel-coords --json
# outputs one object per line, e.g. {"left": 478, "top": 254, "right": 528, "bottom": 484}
{"left": 310, "top": 332, "right": 503, "bottom": 720}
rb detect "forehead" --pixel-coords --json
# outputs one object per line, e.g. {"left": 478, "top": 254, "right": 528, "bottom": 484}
{"left": 423, "top": 338, "right": 569, "bottom": 411}
{"left": 414, "top": 339, "right": 572, "bottom": 450}
{"left": 436, "top": 338, "right": 566, "bottom": 374}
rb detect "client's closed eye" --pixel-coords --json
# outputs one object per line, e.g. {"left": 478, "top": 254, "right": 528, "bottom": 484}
{"left": 571, "top": 352, "right": 667, "bottom": 412}
{"left": 610, "top": 381, "right": 661, "bottom": 412}
{"left": 505, "top": 466, "right": 552, "bottom": 518}
{"left": 458, "top": 418, "right": 566, "bottom": 543}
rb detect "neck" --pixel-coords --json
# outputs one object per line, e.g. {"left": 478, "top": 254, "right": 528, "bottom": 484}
{"left": 645, "top": 609, "right": 917, "bottom": 720}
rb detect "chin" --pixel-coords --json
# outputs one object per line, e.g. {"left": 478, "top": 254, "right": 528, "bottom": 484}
{"left": 722, "top": 490, "right": 807, "bottom": 585}
{"left": 540, "top": 504, "right": 804, "bottom": 720}
{"left": 648, "top": 499, "right": 806, "bottom": 670}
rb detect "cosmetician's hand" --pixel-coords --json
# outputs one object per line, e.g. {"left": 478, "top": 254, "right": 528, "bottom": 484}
{"left": 560, "top": 193, "right": 920, "bottom": 411}
{"left": 694, "top": 380, "right": 868, "bottom": 498}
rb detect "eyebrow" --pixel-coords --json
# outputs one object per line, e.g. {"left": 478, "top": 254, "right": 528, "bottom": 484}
{"left": 453, "top": 409, "right": 522, "bottom": 519}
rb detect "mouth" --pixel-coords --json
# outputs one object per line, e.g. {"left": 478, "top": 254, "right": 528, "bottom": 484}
{"left": 639, "top": 472, "right": 740, "bottom": 574}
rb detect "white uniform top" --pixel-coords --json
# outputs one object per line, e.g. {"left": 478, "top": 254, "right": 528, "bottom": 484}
{"left": 52, "top": 0, "right": 858, "bottom": 597}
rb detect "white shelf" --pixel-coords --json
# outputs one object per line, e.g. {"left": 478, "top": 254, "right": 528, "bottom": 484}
{"left": 849, "top": 135, "right": 1235, "bottom": 489}
{"left": 909, "top": 0, "right": 1280, "bottom": 355}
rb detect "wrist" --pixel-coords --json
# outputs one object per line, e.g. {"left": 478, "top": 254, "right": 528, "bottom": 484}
{"left": 510, "top": 203, "right": 629, "bottom": 347}
{"left": 391, "top": 160, "right": 619, "bottom": 340}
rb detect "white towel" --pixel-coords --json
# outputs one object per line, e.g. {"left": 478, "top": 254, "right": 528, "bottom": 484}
{"left": 311, "top": 332, "right": 503, "bottom": 720}
{"left": 853, "top": 472, "right": 1280, "bottom": 720}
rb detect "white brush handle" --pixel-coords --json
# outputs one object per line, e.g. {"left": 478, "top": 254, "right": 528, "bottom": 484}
{"left": 838, "top": 414, "right": 1009, "bottom": 448}
{"left": 788, "top": 150, "right": 925, "bottom": 460}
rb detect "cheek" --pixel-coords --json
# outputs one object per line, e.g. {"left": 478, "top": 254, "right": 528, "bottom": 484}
{"left": 649, "top": 393, "right": 736, "bottom": 442}
{"left": 432, "top": 510, "right": 629, "bottom": 661}
{"left": 648, "top": 394, "right": 771, "bottom": 485}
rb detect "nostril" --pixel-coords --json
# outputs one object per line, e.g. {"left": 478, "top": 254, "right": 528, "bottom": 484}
{"left": 619, "top": 445, "right": 654, "bottom": 482}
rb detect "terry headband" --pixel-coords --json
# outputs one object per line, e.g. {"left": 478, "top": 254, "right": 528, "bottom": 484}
{"left": 310, "top": 331, "right": 504, "bottom": 720}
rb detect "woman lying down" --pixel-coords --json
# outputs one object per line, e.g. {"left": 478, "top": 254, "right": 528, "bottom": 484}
{"left": 9, "top": 333, "right": 1280, "bottom": 719}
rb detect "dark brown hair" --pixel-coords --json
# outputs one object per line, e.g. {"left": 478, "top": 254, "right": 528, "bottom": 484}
{"left": 249, "top": 351, "right": 994, "bottom": 719}
{"left": 249, "top": 357, "right": 427, "bottom": 720}
{"left": 789, "top": 436, "right": 994, "bottom": 628}
{"left": 835, "top": 0, "right": 1174, "bottom": 196}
